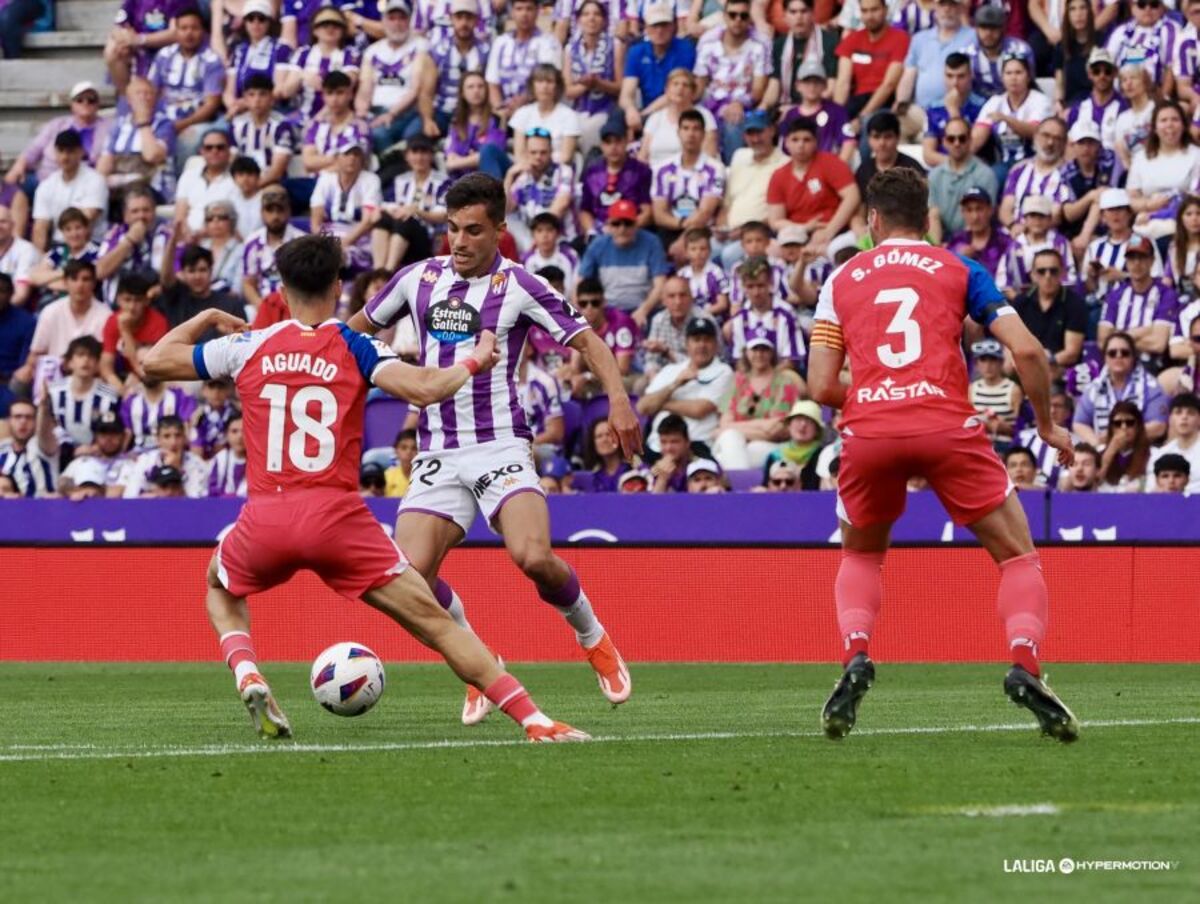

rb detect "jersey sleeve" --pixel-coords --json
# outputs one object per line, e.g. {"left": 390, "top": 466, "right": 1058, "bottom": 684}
{"left": 362, "top": 260, "right": 420, "bottom": 329}
{"left": 511, "top": 266, "right": 590, "bottom": 345}
{"left": 958, "top": 254, "right": 1016, "bottom": 326}
{"left": 193, "top": 331, "right": 257, "bottom": 380}
{"left": 337, "top": 323, "right": 400, "bottom": 384}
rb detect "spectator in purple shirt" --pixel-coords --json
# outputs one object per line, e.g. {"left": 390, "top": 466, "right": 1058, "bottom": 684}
{"left": 579, "top": 112, "right": 652, "bottom": 237}
{"left": 5, "top": 82, "right": 114, "bottom": 193}
{"left": 447, "top": 72, "right": 509, "bottom": 182}
{"left": 945, "top": 186, "right": 1013, "bottom": 279}
{"left": 223, "top": 0, "right": 293, "bottom": 118}
{"left": 105, "top": 0, "right": 184, "bottom": 92}
{"left": 562, "top": 276, "right": 639, "bottom": 397}
{"left": 563, "top": 0, "right": 619, "bottom": 156}
{"left": 96, "top": 78, "right": 177, "bottom": 204}
{"left": 147, "top": 9, "right": 227, "bottom": 168}
{"left": 581, "top": 418, "right": 631, "bottom": 492}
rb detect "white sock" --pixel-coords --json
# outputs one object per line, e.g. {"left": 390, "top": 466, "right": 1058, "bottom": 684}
{"left": 521, "top": 712, "right": 554, "bottom": 728}
{"left": 442, "top": 587, "right": 473, "bottom": 631}
{"left": 562, "top": 591, "right": 606, "bottom": 648}
{"left": 233, "top": 660, "right": 258, "bottom": 686}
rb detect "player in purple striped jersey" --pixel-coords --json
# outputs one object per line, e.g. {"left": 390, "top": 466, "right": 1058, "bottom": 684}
{"left": 349, "top": 174, "right": 642, "bottom": 724}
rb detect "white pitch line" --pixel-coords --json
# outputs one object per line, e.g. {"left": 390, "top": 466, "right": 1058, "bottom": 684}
{"left": 0, "top": 717, "right": 1197, "bottom": 763}
{"left": 957, "top": 804, "right": 1061, "bottom": 818}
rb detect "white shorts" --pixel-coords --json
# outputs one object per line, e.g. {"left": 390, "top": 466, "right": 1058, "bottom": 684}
{"left": 398, "top": 437, "right": 544, "bottom": 534}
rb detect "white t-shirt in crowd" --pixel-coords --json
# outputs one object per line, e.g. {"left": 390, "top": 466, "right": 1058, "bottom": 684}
{"left": 644, "top": 357, "right": 735, "bottom": 451}
{"left": 31, "top": 165, "right": 108, "bottom": 241}
{"left": 642, "top": 106, "right": 718, "bottom": 168}
{"left": 1148, "top": 437, "right": 1200, "bottom": 495}
{"left": 175, "top": 165, "right": 240, "bottom": 234}
{"left": 1114, "top": 103, "right": 1154, "bottom": 158}
{"left": 1127, "top": 145, "right": 1200, "bottom": 200}
{"left": 0, "top": 236, "right": 40, "bottom": 287}
{"left": 509, "top": 103, "right": 583, "bottom": 159}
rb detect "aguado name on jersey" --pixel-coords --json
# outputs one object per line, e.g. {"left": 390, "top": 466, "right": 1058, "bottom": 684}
{"left": 849, "top": 248, "right": 944, "bottom": 282}
{"left": 426, "top": 297, "right": 482, "bottom": 343}
{"left": 259, "top": 352, "right": 340, "bottom": 382}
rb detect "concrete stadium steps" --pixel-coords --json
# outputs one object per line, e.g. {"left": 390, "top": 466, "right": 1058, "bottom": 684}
{"left": 24, "top": 31, "right": 108, "bottom": 56}
{"left": 56, "top": 0, "right": 118, "bottom": 33}
{"left": 0, "top": 57, "right": 107, "bottom": 93}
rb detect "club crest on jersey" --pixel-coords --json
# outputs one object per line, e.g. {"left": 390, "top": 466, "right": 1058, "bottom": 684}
{"left": 491, "top": 272, "right": 509, "bottom": 293}
{"left": 421, "top": 268, "right": 439, "bottom": 284}
{"left": 426, "top": 297, "right": 481, "bottom": 344}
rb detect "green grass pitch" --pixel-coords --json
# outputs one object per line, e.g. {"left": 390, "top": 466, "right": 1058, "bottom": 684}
{"left": 0, "top": 662, "right": 1196, "bottom": 902}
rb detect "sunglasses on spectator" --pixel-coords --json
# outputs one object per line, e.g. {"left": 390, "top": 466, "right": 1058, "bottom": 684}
{"left": 1034, "top": 267, "right": 1060, "bottom": 276}
{"left": 206, "top": 213, "right": 232, "bottom": 221}
{"left": 1106, "top": 348, "right": 1133, "bottom": 358}
{"left": 1191, "top": 334, "right": 1200, "bottom": 343}
{"left": 1134, "top": 0, "right": 1161, "bottom": 7}
{"left": 263, "top": 202, "right": 288, "bottom": 212}
{"left": 944, "top": 134, "right": 969, "bottom": 144}
{"left": 769, "top": 477, "right": 797, "bottom": 487}
{"left": 577, "top": 297, "right": 604, "bottom": 308}
{"left": 202, "top": 143, "right": 229, "bottom": 151}
{"left": 244, "top": 12, "right": 269, "bottom": 21}
{"left": 609, "top": 219, "right": 634, "bottom": 227}
{"left": 726, "top": 10, "right": 751, "bottom": 19}
{"left": 524, "top": 127, "right": 552, "bottom": 139}
{"left": 74, "top": 94, "right": 100, "bottom": 105}
{"left": 1089, "top": 64, "right": 1115, "bottom": 74}
{"left": 1111, "top": 418, "right": 1138, "bottom": 428}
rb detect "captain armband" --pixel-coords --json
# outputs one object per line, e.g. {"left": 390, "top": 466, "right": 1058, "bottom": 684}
{"left": 810, "top": 321, "right": 844, "bottom": 351}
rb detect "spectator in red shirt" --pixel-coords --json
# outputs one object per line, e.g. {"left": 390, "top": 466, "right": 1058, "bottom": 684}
{"left": 766, "top": 117, "right": 860, "bottom": 253}
{"left": 99, "top": 271, "right": 169, "bottom": 388}
{"left": 833, "top": 0, "right": 910, "bottom": 138}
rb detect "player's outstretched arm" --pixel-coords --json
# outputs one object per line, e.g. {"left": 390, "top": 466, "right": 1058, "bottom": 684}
{"left": 990, "top": 314, "right": 1074, "bottom": 467}
{"left": 346, "top": 309, "right": 376, "bottom": 336}
{"left": 373, "top": 330, "right": 501, "bottom": 407}
{"left": 568, "top": 329, "right": 643, "bottom": 459}
{"left": 143, "top": 310, "right": 250, "bottom": 382}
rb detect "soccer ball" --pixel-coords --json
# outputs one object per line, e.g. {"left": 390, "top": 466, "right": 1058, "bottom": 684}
{"left": 310, "top": 642, "right": 386, "bottom": 716}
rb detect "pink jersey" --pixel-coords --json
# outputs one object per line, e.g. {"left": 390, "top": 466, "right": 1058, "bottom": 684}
{"left": 194, "top": 319, "right": 399, "bottom": 495}
{"left": 815, "top": 238, "right": 1014, "bottom": 439}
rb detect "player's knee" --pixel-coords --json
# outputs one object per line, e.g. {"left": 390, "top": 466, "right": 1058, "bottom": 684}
{"left": 510, "top": 543, "right": 556, "bottom": 582}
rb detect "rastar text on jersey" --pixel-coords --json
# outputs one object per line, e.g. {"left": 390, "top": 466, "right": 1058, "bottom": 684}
{"left": 856, "top": 377, "right": 947, "bottom": 403}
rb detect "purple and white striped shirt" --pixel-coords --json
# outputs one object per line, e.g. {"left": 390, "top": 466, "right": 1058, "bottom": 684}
{"left": 996, "top": 230, "right": 1077, "bottom": 294}
{"left": 97, "top": 222, "right": 171, "bottom": 306}
{"left": 521, "top": 242, "right": 581, "bottom": 294}
{"left": 191, "top": 400, "right": 238, "bottom": 458}
{"left": 1002, "top": 160, "right": 1073, "bottom": 213}
{"left": 1100, "top": 277, "right": 1178, "bottom": 332}
{"left": 413, "top": 0, "right": 494, "bottom": 41}
{"left": 511, "top": 162, "right": 578, "bottom": 240}
{"left": 963, "top": 36, "right": 1035, "bottom": 99}
{"left": 678, "top": 260, "right": 729, "bottom": 316}
{"left": 651, "top": 153, "right": 726, "bottom": 220}
{"left": 484, "top": 29, "right": 562, "bottom": 104}
{"left": 362, "top": 254, "right": 590, "bottom": 452}
{"left": 147, "top": 43, "right": 225, "bottom": 120}
{"left": 1106, "top": 17, "right": 1181, "bottom": 85}
{"left": 391, "top": 170, "right": 450, "bottom": 240}
{"left": 890, "top": 0, "right": 935, "bottom": 35}
{"left": 694, "top": 34, "right": 771, "bottom": 115}
{"left": 567, "top": 32, "right": 617, "bottom": 117}
{"left": 285, "top": 44, "right": 362, "bottom": 120}
{"left": 1067, "top": 93, "right": 1127, "bottom": 151}
{"left": 1082, "top": 233, "right": 1165, "bottom": 296}
{"left": 243, "top": 224, "right": 307, "bottom": 297}
{"left": 207, "top": 447, "right": 247, "bottom": 497}
{"left": 518, "top": 362, "right": 564, "bottom": 439}
{"left": 230, "top": 112, "right": 297, "bottom": 170}
{"left": 48, "top": 378, "right": 120, "bottom": 447}
{"left": 1174, "top": 22, "right": 1200, "bottom": 90}
{"left": 303, "top": 117, "right": 370, "bottom": 157}
{"left": 1174, "top": 297, "right": 1200, "bottom": 340}
{"left": 729, "top": 255, "right": 790, "bottom": 309}
{"left": 362, "top": 36, "right": 430, "bottom": 111}
{"left": 228, "top": 37, "right": 293, "bottom": 97}
{"left": 121, "top": 387, "right": 197, "bottom": 452}
{"left": 730, "top": 302, "right": 804, "bottom": 361}
{"left": 105, "top": 112, "right": 178, "bottom": 200}
{"left": 428, "top": 28, "right": 491, "bottom": 116}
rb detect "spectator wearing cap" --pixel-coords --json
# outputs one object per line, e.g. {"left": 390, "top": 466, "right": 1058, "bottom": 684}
{"left": 945, "top": 187, "right": 1012, "bottom": 279}
{"left": 422, "top": 0, "right": 492, "bottom": 137}
{"left": 618, "top": 469, "right": 651, "bottom": 493}
{"left": 578, "top": 198, "right": 670, "bottom": 325}
{"left": 766, "top": 117, "right": 859, "bottom": 255}
{"left": 770, "top": 0, "right": 838, "bottom": 109}
{"left": 359, "top": 461, "right": 387, "bottom": 497}
{"left": 996, "top": 195, "right": 1077, "bottom": 299}
{"left": 30, "top": 130, "right": 108, "bottom": 255}
{"left": 1081, "top": 188, "right": 1162, "bottom": 300}
{"left": 778, "top": 62, "right": 855, "bottom": 163}
{"left": 485, "top": 0, "right": 562, "bottom": 122}
{"left": 892, "top": 0, "right": 972, "bottom": 143}
{"left": 242, "top": 186, "right": 305, "bottom": 310}
{"left": 104, "top": 0, "right": 182, "bottom": 94}
{"left": 1097, "top": 233, "right": 1176, "bottom": 359}
{"left": 1075, "top": 331, "right": 1169, "bottom": 445}
{"left": 174, "top": 128, "right": 238, "bottom": 241}
{"left": 374, "top": 135, "right": 447, "bottom": 270}
{"left": 146, "top": 8, "right": 226, "bottom": 169}
{"left": 94, "top": 183, "right": 171, "bottom": 311}
{"left": 0, "top": 274, "right": 34, "bottom": 417}
{"left": 851, "top": 112, "right": 925, "bottom": 223}
{"left": 644, "top": 275, "right": 717, "bottom": 381}
{"left": 715, "top": 111, "right": 787, "bottom": 268}
{"left": 561, "top": 278, "right": 639, "bottom": 397}
{"left": 962, "top": 5, "right": 1035, "bottom": 100}
{"left": 145, "top": 465, "right": 187, "bottom": 497}
{"left": 116, "top": 413, "right": 207, "bottom": 496}
{"left": 761, "top": 399, "right": 825, "bottom": 489}
{"left": 57, "top": 409, "right": 131, "bottom": 497}
{"left": 651, "top": 110, "right": 726, "bottom": 263}
{"left": 357, "top": 0, "right": 434, "bottom": 152}
{"left": 1148, "top": 392, "right": 1200, "bottom": 493}
{"left": 311, "top": 140, "right": 381, "bottom": 274}
{"left": 1067, "top": 48, "right": 1125, "bottom": 151}
{"left": 728, "top": 255, "right": 804, "bottom": 364}
{"left": 639, "top": 317, "right": 734, "bottom": 455}
{"left": 970, "top": 54, "right": 1052, "bottom": 187}
{"left": 997, "top": 117, "right": 1070, "bottom": 232}
{"left": 563, "top": 0, "right": 619, "bottom": 156}
{"left": 1058, "top": 442, "right": 1102, "bottom": 492}
{"left": 157, "top": 239, "right": 247, "bottom": 337}
{"left": 579, "top": 112, "right": 653, "bottom": 237}
{"left": 13, "top": 261, "right": 107, "bottom": 398}
{"left": 1150, "top": 453, "right": 1191, "bottom": 494}
{"left": 207, "top": 413, "right": 247, "bottom": 497}
{"left": 1113, "top": 64, "right": 1155, "bottom": 172}
{"left": 619, "top": 4, "right": 697, "bottom": 135}
{"left": 279, "top": 7, "right": 362, "bottom": 126}
{"left": 0, "top": 399, "right": 56, "bottom": 496}
{"left": 5, "top": 83, "right": 113, "bottom": 195}
{"left": 505, "top": 129, "right": 578, "bottom": 253}
{"left": 579, "top": 418, "right": 631, "bottom": 493}
{"left": 223, "top": 0, "right": 292, "bottom": 118}
{"left": 647, "top": 413, "right": 699, "bottom": 493}
{"left": 927, "top": 115, "right": 997, "bottom": 239}
{"left": 1012, "top": 247, "right": 1088, "bottom": 372}
{"left": 46, "top": 335, "right": 120, "bottom": 454}
{"left": 638, "top": 69, "right": 720, "bottom": 169}
{"left": 96, "top": 78, "right": 177, "bottom": 203}
{"left": 1060, "top": 119, "right": 1121, "bottom": 242}
{"left": 920, "top": 54, "right": 985, "bottom": 170}
{"left": 832, "top": 0, "right": 909, "bottom": 138}
{"left": 712, "top": 334, "right": 806, "bottom": 470}
{"left": 969, "top": 338, "right": 1022, "bottom": 443}
{"left": 686, "top": 458, "right": 726, "bottom": 493}
{"left": 1126, "top": 101, "right": 1200, "bottom": 237}
{"left": 693, "top": 0, "right": 771, "bottom": 163}
{"left": 1104, "top": 0, "right": 1180, "bottom": 89}
{"left": 761, "top": 459, "right": 801, "bottom": 492}
{"left": 228, "top": 80, "right": 296, "bottom": 190}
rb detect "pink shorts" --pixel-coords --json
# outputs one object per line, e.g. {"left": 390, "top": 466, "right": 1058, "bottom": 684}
{"left": 837, "top": 422, "right": 1013, "bottom": 528}
{"left": 216, "top": 488, "right": 407, "bottom": 598}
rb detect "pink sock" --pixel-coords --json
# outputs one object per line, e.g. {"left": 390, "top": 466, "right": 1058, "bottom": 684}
{"left": 219, "top": 631, "right": 258, "bottom": 684}
{"left": 997, "top": 552, "right": 1048, "bottom": 677}
{"left": 484, "top": 674, "right": 544, "bottom": 727}
{"left": 835, "top": 550, "right": 884, "bottom": 666}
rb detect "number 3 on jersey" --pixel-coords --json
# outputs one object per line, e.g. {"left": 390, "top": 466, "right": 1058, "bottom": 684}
{"left": 260, "top": 383, "right": 338, "bottom": 472}
{"left": 874, "top": 288, "right": 922, "bottom": 369}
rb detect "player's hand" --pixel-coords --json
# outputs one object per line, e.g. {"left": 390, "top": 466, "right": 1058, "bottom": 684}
{"left": 209, "top": 310, "right": 250, "bottom": 335}
{"left": 609, "top": 395, "right": 644, "bottom": 460}
{"left": 1038, "top": 423, "right": 1075, "bottom": 467}
{"left": 471, "top": 330, "right": 501, "bottom": 373}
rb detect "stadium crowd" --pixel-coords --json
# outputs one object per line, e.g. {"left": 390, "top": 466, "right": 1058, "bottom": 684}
{"left": 1, "top": 0, "right": 1199, "bottom": 500}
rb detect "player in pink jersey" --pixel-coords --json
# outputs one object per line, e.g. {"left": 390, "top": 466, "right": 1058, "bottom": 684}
{"left": 143, "top": 234, "right": 590, "bottom": 743}
{"left": 348, "top": 174, "right": 643, "bottom": 726}
{"left": 807, "top": 168, "right": 1080, "bottom": 743}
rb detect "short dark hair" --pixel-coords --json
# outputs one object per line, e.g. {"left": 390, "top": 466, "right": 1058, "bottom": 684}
{"left": 679, "top": 109, "right": 706, "bottom": 131}
{"left": 116, "top": 272, "right": 154, "bottom": 298}
{"left": 1004, "top": 445, "right": 1037, "bottom": 467}
{"left": 739, "top": 255, "right": 772, "bottom": 282}
{"left": 57, "top": 207, "right": 88, "bottom": 230}
{"left": 576, "top": 277, "right": 605, "bottom": 298}
{"left": 1074, "top": 442, "right": 1100, "bottom": 467}
{"left": 945, "top": 52, "right": 970, "bottom": 70}
{"left": 176, "top": 7, "right": 205, "bottom": 26}
{"left": 64, "top": 259, "right": 96, "bottom": 280}
{"left": 741, "top": 220, "right": 771, "bottom": 240}
{"left": 243, "top": 73, "right": 273, "bottom": 93}
{"left": 180, "top": 244, "right": 214, "bottom": 270}
{"left": 322, "top": 70, "right": 352, "bottom": 91}
{"left": 394, "top": 428, "right": 417, "bottom": 445}
{"left": 64, "top": 335, "right": 102, "bottom": 361}
{"left": 123, "top": 182, "right": 156, "bottom": 208}
{"left": 684, "top": 226, "right": 712, "bottom": 244}
{"left": 1170, "top": 392, "right": 1200, "bottom": 413}
{"left": 536, "top": 265, "right": 565, "bottom": 284}
{"left": 531, "top": 212, "right": 561, "bottom": 232}
{"left": 157, "top": 415, "right": 186, "bottom": 434}
{"left": 785, "top": 116, "right": 819, "bottom": 138}
{"left": 866, "top": 167, "right": 929, "bottom": 234}
{"left": 445, "top": 172, "right": 506, "bottom": 224}
{"left": 657, "top": 413, "right": 689, "bottom": 438}
{"left": 275, "top": 234, "right": 344, "bottom": 301}
{"left": 867, "top": 111, "right": 900, "bottom": 136}
{"left": 231, "top": 155, "right": 261, "bottom": 176}
{"left": 54, "top": 129, "right": 83, "bottom": 151}
{"left": 1032, "top": 247, "right": 1063, "bottom": 266}
{"left": 225, "top": 412, "right": 243, "bottom": 432}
